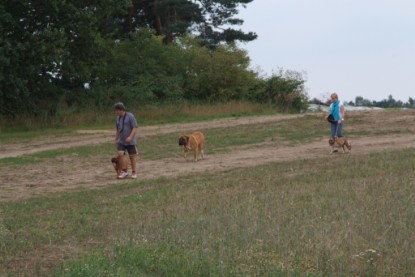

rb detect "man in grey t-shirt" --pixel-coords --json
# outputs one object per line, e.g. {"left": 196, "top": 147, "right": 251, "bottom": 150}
{"left": 114, "top": 102, "right": 138, "bottom": 179}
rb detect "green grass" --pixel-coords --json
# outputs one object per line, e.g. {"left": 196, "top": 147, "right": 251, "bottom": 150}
{"left": 1, "top": 149, "right": 415, "bottom": 276}
{"left": 0, "top": 144, "right": 113, "bottom": 166}
{"left": 138, "top": 114, "right": 329, "bottom": 160}
{"left": 0, "top": 102, "right": 276, "bottom": 143}
{"left": 0, "top": 128, "right": 78, "bottom": 144}
{"left": 1, "top": 105, "right": 412, "bottom": 149}
{"left": 0, "top": 114, "right": 328, "bottom": 166}
{"left": 2, "top": 111, "right": 412, "bottom": 166}
{"left": 2, "top": 109, "right": 415, "bottom": 276}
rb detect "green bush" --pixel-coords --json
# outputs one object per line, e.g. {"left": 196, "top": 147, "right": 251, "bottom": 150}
{"left": 257, "top": 70, "right": 309, "bottom": 112}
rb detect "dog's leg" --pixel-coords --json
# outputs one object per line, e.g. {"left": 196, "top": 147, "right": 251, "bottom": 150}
{"left": 347, "top": 141, "right": 352, "bottom": 152}
{"left": 197, "top": 144, "right": 204, "bottom": 160}
{"left": 112, "top": 161, "right": 118, "bottom": 178}
{"left": 113, "top": 163, "right": 121, "bottom": 178}
{"left": 193, "top": 148, "right": 198, "bottom": 162}
{"left": 117, "top": 151, "right": 128, "bottom": 172}
{"left": 113, "top": 165, "right": 118, "bottom": 178}
{"left": 183, "top": 148, "right": 187, "bottom": 160}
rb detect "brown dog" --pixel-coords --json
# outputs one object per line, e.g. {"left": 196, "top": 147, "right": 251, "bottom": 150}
{"left": 329, "top": 137, "right": 352, "bottom": 154}
{"left": 111, "top": 154, "right": 128, "bottom": 178}
{"left": 178, "top": 131, "right": 205, "bottom": 162}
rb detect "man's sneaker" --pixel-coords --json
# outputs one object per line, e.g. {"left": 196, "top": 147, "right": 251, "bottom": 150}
{"left": 131, "top": 172, "right": 137, "bottom": 179}
{"left": 118, "top": 171, "right": 129, "bottom": 179}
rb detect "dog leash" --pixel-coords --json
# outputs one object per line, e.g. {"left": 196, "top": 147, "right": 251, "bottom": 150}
{"left": 116, "top": 114, "right": 126, "bottom": 133}
{"left": 334, "top": 122, "right": 339, "bottom": 138}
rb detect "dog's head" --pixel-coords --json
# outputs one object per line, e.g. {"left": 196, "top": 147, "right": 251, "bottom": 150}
{"left": 178, "top": 135, "right": 189, "bottom": 147}
{"left": 328, "top": 138, "right": 335, "bottom": 146}
{"left": 344, "top": 139, "right": 352, "bottom": 150}
{"left": 111, "top": 157, "right": 118, "bottom": 168}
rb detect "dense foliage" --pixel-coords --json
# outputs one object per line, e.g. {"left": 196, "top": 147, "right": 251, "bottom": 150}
{"left": 0, "top": 0, "right": 308, "bottom": 118}
{"left": 125, "top": 0, "right": 257, "bottom": 46}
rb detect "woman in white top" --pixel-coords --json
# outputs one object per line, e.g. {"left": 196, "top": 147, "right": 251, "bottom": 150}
{"left": 326, "top": 92, "right": 345, "bottom": 138}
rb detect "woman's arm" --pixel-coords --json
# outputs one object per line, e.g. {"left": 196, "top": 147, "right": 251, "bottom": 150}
{"left": 338, "top": 104, "right": 345, "bottom": 124}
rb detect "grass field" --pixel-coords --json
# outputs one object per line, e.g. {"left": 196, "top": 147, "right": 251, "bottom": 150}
{"left": 1, "top": 107, "right": 415, "bottom": 276}
{"left": 0, "top": 102, "right": 276, "bottom": 141}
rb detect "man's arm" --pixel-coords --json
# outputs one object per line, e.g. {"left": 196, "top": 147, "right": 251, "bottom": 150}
{"left": 115, "top": 130, "right": 120, "bottom": 146}
{"left": 125, "top": 127, "right": 137, "bottom": 144}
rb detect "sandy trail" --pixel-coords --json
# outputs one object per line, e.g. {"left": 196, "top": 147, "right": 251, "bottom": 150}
{"left": 1, "top": 131, "right": 414, "bottom": 201}
{"left": 2, "top": 110, "right": 415, "bottom": 201}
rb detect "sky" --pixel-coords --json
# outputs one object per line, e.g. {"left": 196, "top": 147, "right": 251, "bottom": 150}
{"left": 237, "top": 0, "right": 415, "bottom": 102}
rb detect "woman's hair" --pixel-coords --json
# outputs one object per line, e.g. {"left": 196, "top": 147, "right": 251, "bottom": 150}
{"left": 330, "top": 93, "right": 338, "bottom": 100}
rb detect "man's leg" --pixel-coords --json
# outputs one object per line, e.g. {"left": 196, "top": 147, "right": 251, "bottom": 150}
{"left": 129, "top": 154, "right": 137, "bottom": 176}
{"left": 127, "top": 146, "right": 138, "bottom": 178}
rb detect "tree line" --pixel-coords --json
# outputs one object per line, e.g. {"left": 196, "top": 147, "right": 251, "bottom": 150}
{"left": 310, "top": 95, "right": 415, "bottom": 109}
{"left": 348, "top": 95, "right": 415, "bottom": 109}
{"left": 0, "top": 0, "right": 308, "bottom": 118}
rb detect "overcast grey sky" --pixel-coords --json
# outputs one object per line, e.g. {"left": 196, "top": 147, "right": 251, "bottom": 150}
{"left": 238, "top": 0, "right": 415, "bottom": 102}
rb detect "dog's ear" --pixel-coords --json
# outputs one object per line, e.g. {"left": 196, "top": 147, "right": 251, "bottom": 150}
{"left": 178, "top": 136, "right": 185, "bottom": 145}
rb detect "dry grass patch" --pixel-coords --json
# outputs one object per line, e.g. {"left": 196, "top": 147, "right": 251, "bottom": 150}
{"left": 1, "top": 148, "right": 414, "bottom": 276}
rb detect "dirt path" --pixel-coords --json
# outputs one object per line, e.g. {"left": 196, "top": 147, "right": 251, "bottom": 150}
{"left": 0, "top": 113, "right": 307, "bottom": 159}
{"left": 1, "top": 134, "right": 415, "bottom": 201}
{"left": 1, "top": 110, "right": 415, "bottom": 201}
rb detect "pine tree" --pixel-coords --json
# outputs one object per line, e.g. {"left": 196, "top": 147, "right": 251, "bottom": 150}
{"left": 126, "top": 0, "right": 257, "bottom": 46}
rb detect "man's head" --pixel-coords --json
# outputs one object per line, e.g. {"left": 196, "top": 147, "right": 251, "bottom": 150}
{"left": 114, "top": 102, "right": 126, "bottom": 116}
{"left": 114, "top": 102, "right": 126, "bottom": 111}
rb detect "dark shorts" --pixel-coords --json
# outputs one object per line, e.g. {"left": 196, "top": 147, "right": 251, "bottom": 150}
{"left": 117, "top": 144, "right": 137, "bottom": 155}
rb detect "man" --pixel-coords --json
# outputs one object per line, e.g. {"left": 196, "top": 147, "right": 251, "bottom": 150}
{"left": 114, "top": 102, "right": 138, "bottom": 179}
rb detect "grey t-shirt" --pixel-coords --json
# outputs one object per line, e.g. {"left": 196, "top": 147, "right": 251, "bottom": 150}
{"left": 115, "top": 112, "right": 138, "bottom": 145}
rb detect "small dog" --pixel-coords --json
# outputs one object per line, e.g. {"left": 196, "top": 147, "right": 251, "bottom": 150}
{"left": 178, "top": 131, "right": 205, "bottom": 162}
{"left": 111, "top": 154, "right": 128, "bottom": 178}
{"left": 329, "top": 137, "right": 352, "bottom": 154}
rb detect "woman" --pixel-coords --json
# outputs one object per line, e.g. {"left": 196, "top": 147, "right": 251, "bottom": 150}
{"left": 326, "top": 92, "right": 345, "bottom": 138}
